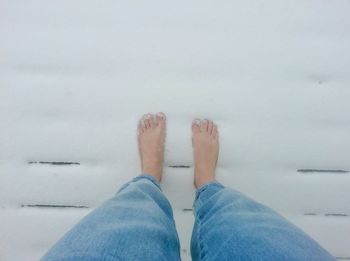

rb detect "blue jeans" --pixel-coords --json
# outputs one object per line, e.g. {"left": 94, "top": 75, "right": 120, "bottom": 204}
{"left": 41, "top": 174, "right": 335, "bottom": 261}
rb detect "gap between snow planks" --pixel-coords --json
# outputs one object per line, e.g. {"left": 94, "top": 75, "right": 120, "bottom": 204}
{"left": 22, "top": 204, "right": 89, "bottom": 209}
{"left": 297, "top": 169, "right": 349, "bottom": 174}
{"left": 28, "top": 161, "right": 80, "bottom": 165}
{"left": 304, "top": 213, "right": 349, "bottom": 217}
{"left": 168, "top": 165, "right": 191, "bottom": 168}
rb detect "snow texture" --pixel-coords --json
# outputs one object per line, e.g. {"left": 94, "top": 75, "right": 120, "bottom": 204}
{"left": 0, "top": 0, "right": 350, "bottom": 260}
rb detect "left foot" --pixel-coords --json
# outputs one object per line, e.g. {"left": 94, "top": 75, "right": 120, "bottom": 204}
{"left": 137, "top": 112, "right": 166, "bottom": 182}
{"left": 192, "top": 119, "right": 219, "bottom": 188}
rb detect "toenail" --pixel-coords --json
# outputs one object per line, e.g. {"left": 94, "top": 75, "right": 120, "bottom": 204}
{"left": 193, "top": 119, "right": 201, "bottom": 126}
{"left": 157, "top": 112, "right": 165, "bottom": 119}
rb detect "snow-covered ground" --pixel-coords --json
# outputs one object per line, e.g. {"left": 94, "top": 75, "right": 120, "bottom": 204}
{"left": 1, "top": 0, "right": 350, "bottom": 260}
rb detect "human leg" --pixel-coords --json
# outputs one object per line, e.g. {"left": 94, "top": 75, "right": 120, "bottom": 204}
{"left": 191, "top": 182, "right": 335, "bottom": 261}
{"left": 41, "top": 113, "right": 180, "bottom": 261}
{"left": 190, "top": 119, "right": 335, "bottom": 261}
{"left": 41, "top": 175, "right": 180, "bottom": 261}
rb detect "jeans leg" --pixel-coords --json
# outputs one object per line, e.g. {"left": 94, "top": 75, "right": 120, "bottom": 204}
{"left": 41, "top": 174, "right": 181, "bottom": 261}
{"left": 191, "top": 182, "right": 336, "bottom": 261}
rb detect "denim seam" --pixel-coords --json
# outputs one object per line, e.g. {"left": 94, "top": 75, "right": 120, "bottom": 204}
{"left": 196, "top": 213, "right": 207, "bottom": 261}
{"left": 195, "top": 182, "right": 223, "bottom": 208}
{"left": 194, "top": 182, "right": 225, "bottom": 261}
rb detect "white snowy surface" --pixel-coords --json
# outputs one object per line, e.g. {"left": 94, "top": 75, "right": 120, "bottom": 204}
{"left": 1, "top": 0, "right": 350, "bottom": 260}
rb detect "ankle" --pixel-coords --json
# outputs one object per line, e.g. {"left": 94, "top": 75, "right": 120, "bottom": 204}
{"left": 194, "top": 167, "right": 215, "bottom": 188}
{"left": 142, "top": 165, "right": 163, "bottom": 181}
{"left": 195, "top": 177, "right": 216, "bottom": 189}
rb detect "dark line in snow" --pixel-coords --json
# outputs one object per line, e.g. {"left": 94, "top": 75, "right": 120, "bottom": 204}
{"left": 304, "top": 213, "right": 349, "bottom": 217}
{"left": 304, "top": 213, "right": 318, "bottom": 216}
{"left": 28, "top": 161, "right": 80, "bottom": 165}
{"left": 168, "top": 165, "right": 191, "bottom": 168}
{"left": 22, "top": 204, "right": 88, "bottom": 209}
{"left": 297, "top": 169, "right": 349, "bottom": 174}
{"left": 325, "top": 213, "right": 348, "bottom": 217}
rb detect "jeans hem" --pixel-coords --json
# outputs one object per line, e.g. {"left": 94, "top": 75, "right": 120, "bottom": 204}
{"left": 133, "top": 174, "right": 161, "bottom": 190}
{"left": 194, "top": 181, "right": 224, "bottom": 211}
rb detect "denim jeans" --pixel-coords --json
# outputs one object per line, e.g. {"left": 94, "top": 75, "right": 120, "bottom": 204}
{"left": 41, "top": 174, "right": 335, "bottom": 261}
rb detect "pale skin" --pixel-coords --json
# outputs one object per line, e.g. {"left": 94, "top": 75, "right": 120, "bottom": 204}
{"left": 137, "top": 112, "right": 219, "bottom": 188}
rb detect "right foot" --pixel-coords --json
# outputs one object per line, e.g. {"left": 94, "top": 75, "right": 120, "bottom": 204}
{"left": 192, "top": 119, "right": 219, "bottom": 188}
{"left": 138, "top": 112, "right": 166, "bottom": 182}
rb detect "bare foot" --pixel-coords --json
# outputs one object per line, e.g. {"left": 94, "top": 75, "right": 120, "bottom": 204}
{"left": 138, "top": 112, "right": 166, "bottom": 182}
{"left": 192, "top": 119, "right": 219, "bottom": 188}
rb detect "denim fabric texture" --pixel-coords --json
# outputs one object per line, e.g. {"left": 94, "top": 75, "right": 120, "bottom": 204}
{"left": 41, "top": 175, "right": 335, "bottom": 261}
{"left": 191, "top": 182, "right": 336, "bottom": 261}
{"left": 41, "top": 174, "right": 180, "bottom": 261}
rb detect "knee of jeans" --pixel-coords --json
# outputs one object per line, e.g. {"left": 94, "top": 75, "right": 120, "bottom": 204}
{"left": 117, "top": 175, "right": 160, "bottom": 194}
{"left": 117, "top": 182, "right": 130, "bottom": 193}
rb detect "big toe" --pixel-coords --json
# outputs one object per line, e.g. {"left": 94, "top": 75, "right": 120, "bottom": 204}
{"left": 212, "top": 124, "right": 218, "bottom": 139}
{"left": 192, "top": 119, "right": 201, "bottom": 134}
{"left": 156, "top": 112, "right": 166, "bottom": 127}
{"left": 138, "top": 120, "right": 144, "bottom": 134}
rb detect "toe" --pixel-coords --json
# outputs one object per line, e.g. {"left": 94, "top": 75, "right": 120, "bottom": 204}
{"left": 138, "top": 120, "right": 144, "bottom": 134}
{"left": 143, "top": 119, "right": 149, "bottom": 129}
{"left": 192, "top": 119, "right": 201, "bottom": 134}
{"left": 201, "top": 119, "right": 209, "bottom": 132}
{"left": 149, "top": 114, "right": 156, "bottom": 128}
{"left": 142, "top": 114, "right": 151, "bottom": 129}
{"left": 156, "top": 112, "right": 166, "bottom": 126}
{"left": 215, "top": 130, "right": 219, "bottom": 140}
{"left": 208, "top": 120, "right": 214, "bottom": 134}
{"left": 212, "top": 124, "right": 218, "bottom": 138}
{"left": 140, "top": 114, "right": 148, "bottom": 129}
